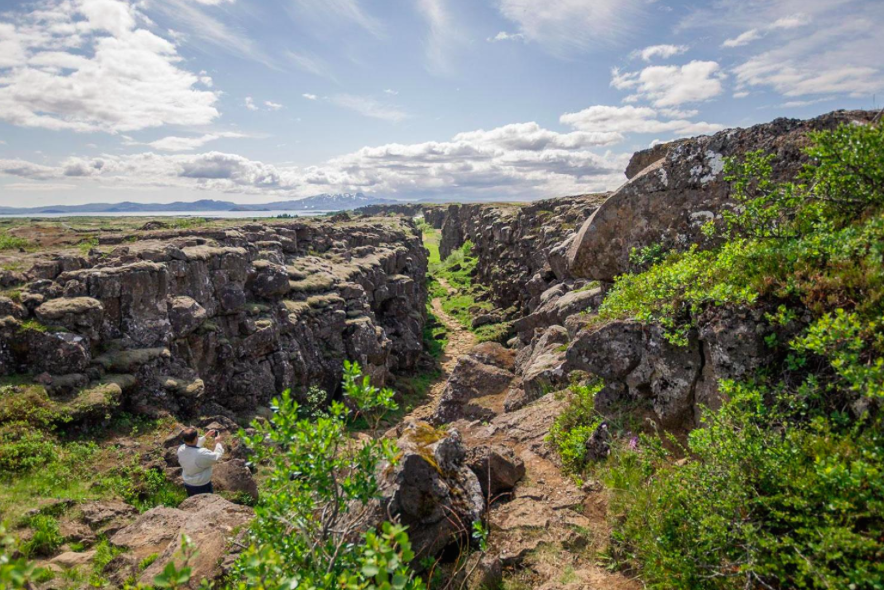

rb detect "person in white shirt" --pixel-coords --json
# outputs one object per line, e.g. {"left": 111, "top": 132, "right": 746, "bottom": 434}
{"left": 177, "top": 427, "right": 224, "bottom": 496}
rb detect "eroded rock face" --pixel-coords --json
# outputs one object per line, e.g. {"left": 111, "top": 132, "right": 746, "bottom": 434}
{"left": 378, "top": 422, "right": 484, "bottom": 560}
{"left": 0, "top": 217, "right": 428, "bottom": 420}
{"left": 107, "top": 494, "right": 253, "bottom": 589}
{"left": 566, "top": 321, "right": 703, "bottom": 428}
{"left": 429, "top": 195, "right": 606, "bottom": 312}
{"left": 568, "top": 110, "right": 878, "bottom": 281}
{"left": 431, "top": 342, "right": 516, "bottom": 424}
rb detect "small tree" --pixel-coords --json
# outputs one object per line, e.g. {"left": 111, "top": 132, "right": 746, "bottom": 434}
{"left": 233, "top": 362, "right": 421, "bottom": 589}
{"left": 343, "top": 360, "right": 398, "bottom": 432}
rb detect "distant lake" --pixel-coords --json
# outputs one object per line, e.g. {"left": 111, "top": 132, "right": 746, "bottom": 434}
{"left": 0, "top": 210, "right": 334, "bottom": 219}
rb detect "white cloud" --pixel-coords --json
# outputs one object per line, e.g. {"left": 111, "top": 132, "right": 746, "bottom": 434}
{"left": 415, "top": 0, "right": 463, "bottom": 75}
{"left": 685, "top": 1, "right": 882, "bottom": 98}
{"left": 733, "top": 91, "right": 749, "bottom": 98}
{"left": 772, "top": 14, "right": 812, "bottom": 29}
{"left": 722, "top": 29, "right": 762, "bottom": 48}
{"left": 145, "top": 0, "right": 278, "bottom": 69}
{"left": 631, "top": 44, "right": 688, "bottom": 61}
{"left": 4, "top": 182, "right": 77, "bottom": 191}
{"left": 452, "top": 122, "right": 623, "bottom": 150}
{"left": 733, "top": 15, "right": 884, "bottom": 97}
{"left": 487, "top": 31, "right": 525, "bottom": 43}
{"left": 560, "top": 105, "right": 722, "bottom": 136}
{"left": 285, "top": 50, "right": 335, "bottom": 81}
{"left": 611, "top": 61, "right": 725, "bottom": 107}
{"left": 781, "top": 98, "right": 831, "bottom": 108}
{"left": 330, "top": 94, "right": 410, "bottom": 123}
{"left": 142, "top": 132, "right": 247, "bottom": 152}
{"left": 265, "top": 101, "right": 283, "bottom": 110}
{"left": 245, "top": 97, "right": 258, "bottom": 111}
{"left": 0, "top": 0, "right": 219, "bottom": 134}
{"left": 302, "top": 93, "right": 318, "bottom": 100}
{"left": 384, "top": 89, "right": 398, "bottom": 95}
{"left": 496, "top": 0, "right": 643, "bottom": 56}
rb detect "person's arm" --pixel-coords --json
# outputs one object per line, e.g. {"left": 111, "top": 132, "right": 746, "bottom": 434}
{"left": 194, "top": 434, "right": 224, "bottom": 468}
{"left": 197, "top": 435, "right": 206, "bottom": 448}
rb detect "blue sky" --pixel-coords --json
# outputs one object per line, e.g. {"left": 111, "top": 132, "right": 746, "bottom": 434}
{"left": 0, "top": 0, "right": 881, "bottom": 206}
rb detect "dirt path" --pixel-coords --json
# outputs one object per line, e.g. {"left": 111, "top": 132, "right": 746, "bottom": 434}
{"left": 407, "top": 277, "right": 477, "bottom": 421}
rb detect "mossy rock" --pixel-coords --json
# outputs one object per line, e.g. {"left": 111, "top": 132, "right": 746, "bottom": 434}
{"left": 94, "top": 348, "right": 168, "bottom": 373}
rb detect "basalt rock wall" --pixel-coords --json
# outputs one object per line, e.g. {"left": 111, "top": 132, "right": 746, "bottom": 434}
{"left": 427, "top": 195, "right": 606, "bottom": 312}
{"left": 0, "top": 217, "right": 427, "bottom": 417}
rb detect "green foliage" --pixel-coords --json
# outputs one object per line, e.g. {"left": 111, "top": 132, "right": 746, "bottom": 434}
{"left": 597, "top": 122, "right": 884, "bottom": 589}
{"left": 598, "top": 121, "right": 884, "bottom": 345}
{"left": 0, "top": 421, "right": 58, "bottom": 473}
{"left": 474, "top": 320, "right": 513, "bottom": 344}
{"left": 232, "top": 367, "right": 421, "bottom": 589}
{"left": 628, "top": 242, "right": 668, "bottom": 271}
{"left": 0, "top": 232, "right": 33, "bottom": 252}
{"left": 1, "top": 526, "right": 44, "bottom": 589}
{"left": 419, "top": 222, "right": 441, "bottom": 267}
{"left": 547, "top": 381, "right": 604, "bottom": 474}
{"left": 422, "top": 307, "right": 447, "bottom": 359}
{"left": 21, "top": 514, "right": 62, "bottom": 558}
{"left": 603, "top": 383, "right": 884, "bottom": 589}
{"left": 95, "top": 461, "right": 186, "bottom": 512}
{"left": 343, "top": 360, "right": 398, "bottom": 431}
{"left": 78, "top": 236, "right": 99, "bottom": 255}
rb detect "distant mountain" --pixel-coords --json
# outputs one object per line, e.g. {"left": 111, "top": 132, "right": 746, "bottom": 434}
{"left": 0, "top": 193, "right": 396, "bottom": 215}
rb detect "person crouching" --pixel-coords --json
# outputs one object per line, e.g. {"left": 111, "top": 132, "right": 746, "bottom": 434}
{"left": 177, "top": 427, "right": 224, "bottom": 497}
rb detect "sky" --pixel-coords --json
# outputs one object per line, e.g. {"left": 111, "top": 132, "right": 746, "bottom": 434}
{"left": 0, "top": 0, "right": 881, "bottom": 206}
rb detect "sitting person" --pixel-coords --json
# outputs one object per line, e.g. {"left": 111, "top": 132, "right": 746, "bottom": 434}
{"left": 177, "top": 427, "right": 224, "bottom": 497}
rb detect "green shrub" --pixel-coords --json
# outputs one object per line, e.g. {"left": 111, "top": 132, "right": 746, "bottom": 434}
{"left": 21, "top": 515, "right": 62, "bottom": 558}
{"left": 230, "top": 363, "right": 422, "bottom": 589}
{"left": 0, "top": 233, "right": 33, "bottom": 252}
{"left": 547, "top": 380, "right": 603, "bottom": 474}
{"left": 597, "top": 121, "right": 884, "bottom": 590}
{"left": 603, "top": 383, "right": 884, "bottom": 589}
{"left": 0, "top": 422, "right": 57, "bottom": 474}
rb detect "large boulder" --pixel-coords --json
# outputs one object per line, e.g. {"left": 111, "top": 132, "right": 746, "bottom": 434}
{"left": 168, "top": 296, "right": 207, "bottom": 338}
{"left": 566, "top": 321, "right": 702, "bottom": 428}
{"left": 378, "top": 422, "right": 484, "bottom": 560}
{"left": 568, "top": 110, "right": 878, "bottom": 281}
{"left": 34, "top": 297, "right": 104, "bottom": 342}
{"left": 507, "top": 326, "right": 569, "bottom": 412}
{"left": 213, "top": 459, "right": 259, "bottom": 502}
{"left": 430, "top": 343, "right": 515, "bottom": 424}
{"left": 109, "top": 495, "right": 253, "bottom": 588}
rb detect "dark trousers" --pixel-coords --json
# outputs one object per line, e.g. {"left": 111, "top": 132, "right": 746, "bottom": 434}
{"left": 184, "top": 481, "right": 214, "bottom": 497}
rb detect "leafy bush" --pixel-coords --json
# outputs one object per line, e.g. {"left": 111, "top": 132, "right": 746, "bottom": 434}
{"left": 0, "top": 233, "right": 33, "bottom": 252}
{"left": 1, "top": 526, "right": 44, "bottom": 588}
{"left": 547, "top": 380, "right": 603, "bottom": 474}
{"left": 597, "top": 121, "right": 884, "bottom": 346}
{"left": 230, "top": 362, "right": 421, "bottom": 589}
{"left": 603, "top": 383, "right": 884, "bottom": 589}
{"left": 343, "top": 360, "right": 398, "bottom": 431}
{"left": 21, "top": 515, "right": 62, "bottom": 558}
{"left": 596, "top": 121, "right": 884, "bottom": 589}
{"left": 0, "top": 421, "right": 58, "bottom": 474}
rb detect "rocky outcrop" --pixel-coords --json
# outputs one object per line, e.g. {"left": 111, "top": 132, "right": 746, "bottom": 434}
{"left": 428, "top": 195, "right": 605, "bottom": 312}
{"left": 430, "top": 342, "right": 516, "bottom": 424}
{"left": 109, "top": 494, "right": 253, "bottom": 588}
{"left": 0, "top": 216, "right": 428, "bottom": 419}
{"left": 568, "top": 110, "right": 878, "bottom": 281}
{"left": 378, "top": 422, "right": 485, "bottom": 560}
{"left": 565, "top": 305, "right": 803, "bottom": 428}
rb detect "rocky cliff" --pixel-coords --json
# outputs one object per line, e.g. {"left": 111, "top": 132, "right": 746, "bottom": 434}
{"left": 0, "top": 216, "right": 427, "bottom": 418}
{"left": 426, "top": 195, "right": 605, "bottom": 313}
{"left": 403, "top": 110, "right": 879, "bottom": 432}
